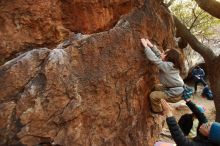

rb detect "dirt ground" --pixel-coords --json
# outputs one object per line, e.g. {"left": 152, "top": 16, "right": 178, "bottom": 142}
{"left": 158, "top": 84, "right": 216, "bottom": 144}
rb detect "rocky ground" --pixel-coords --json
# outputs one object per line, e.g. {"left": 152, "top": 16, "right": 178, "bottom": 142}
{"left": 158, "top": 83, "right": 216, "bottom": 144}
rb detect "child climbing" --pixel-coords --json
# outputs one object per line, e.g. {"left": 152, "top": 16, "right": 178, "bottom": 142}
{"left": 141, "top": 38, "right": 184, "bottom": 113}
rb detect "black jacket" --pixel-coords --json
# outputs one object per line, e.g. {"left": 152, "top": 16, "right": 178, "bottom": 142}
{"left": 167, "top": 101, "right": 219, "bottom": 146}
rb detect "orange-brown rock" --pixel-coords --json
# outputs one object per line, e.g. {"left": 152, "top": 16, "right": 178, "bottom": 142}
{"left": 0, "top": 0, "right": 143, "bottom": 63}
{"left": 61, "top": 0, "right": 144, "bottom": 33}
{"left": 0, "top": 0, "right": 66, "bottom": 63}
{"left": 0, "top": 0, "right": 176, "bottom": 146}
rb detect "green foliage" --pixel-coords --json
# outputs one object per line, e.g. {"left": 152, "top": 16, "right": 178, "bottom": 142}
{"left": 169, "top": 0, "right": 220, "bottom": 42}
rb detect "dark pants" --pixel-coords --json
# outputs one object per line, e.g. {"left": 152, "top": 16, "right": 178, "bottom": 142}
{"left": 194, "top": 78, "right": 207, "bottom": 92}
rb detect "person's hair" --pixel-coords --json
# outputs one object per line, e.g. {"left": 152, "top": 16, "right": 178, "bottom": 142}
{"left": 178, "top": 113, "right": 194, "bottom": 136}
{"left": 195, "top": 66, "right": 200, "bottom": 69}
{"left": 165, "top": 49, "right": 183, "bottom": 71}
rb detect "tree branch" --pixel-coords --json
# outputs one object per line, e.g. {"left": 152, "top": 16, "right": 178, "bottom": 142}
{"left": 195, "top": 0, "right": 220, "bottom": 19}
{"left": 173, "top": 15, "right": 216, "bottom": 62}
{"left": 166, "top": 0, "right": 176, "bottom": 7}
{"left": 191, "top": 19, "right": 212, "bottom": 30}
{"left": 189, "top": 7, "right": 201, "bottom": 30}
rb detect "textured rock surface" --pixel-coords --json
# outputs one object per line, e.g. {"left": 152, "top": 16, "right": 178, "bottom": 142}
{"left": 0, "top": 0, "right": 143, "bottom": 63}
{"left": 0, "top": 0, "right": 176, "bottom": 146}
{"left": 61, "top": 0, "right": 144, "bottom": 33}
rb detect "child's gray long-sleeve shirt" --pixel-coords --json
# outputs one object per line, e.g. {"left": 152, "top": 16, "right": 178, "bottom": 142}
{"left": 144, "top": 46, "right": 184, "bottom": 97}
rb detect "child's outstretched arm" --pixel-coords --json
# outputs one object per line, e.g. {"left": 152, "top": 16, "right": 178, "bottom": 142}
{"left": 145, "top": 38, "right": 162, "bottom": 58}
{"left": 141, "top": 38, "right": 171, "bottom": 73}
{"left": 141, "top": 38, "right": 149, "bottom": 48}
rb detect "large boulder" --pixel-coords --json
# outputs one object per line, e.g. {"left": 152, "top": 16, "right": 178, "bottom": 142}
{"left": 0, "top": 0, "right": 176, "bottom": 146}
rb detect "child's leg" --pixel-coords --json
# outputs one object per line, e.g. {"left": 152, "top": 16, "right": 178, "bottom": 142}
{"left": 154, "top": 84, "right": 165, "bottom": 91}
{"left": 199, "top": 78, "right": 207, "bottom": 87}
{"left": 194, "top": 80, "right": 199, "bottom": 92}
{"left": 150, "top": 91, "right": 168, "bottom": 113}
{"left": 165, "top": 95, "right": 182, "bottom": 103}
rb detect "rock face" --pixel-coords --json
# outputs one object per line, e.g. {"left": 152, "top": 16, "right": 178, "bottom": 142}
{"left": 61, "top": 0, "right": 144, "bottom": 33}
{"left": 0, "top": 0, "right": 176, "bottom": 146}
{"left": 0, "top": 0, "right": 143, "bottom": 63}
